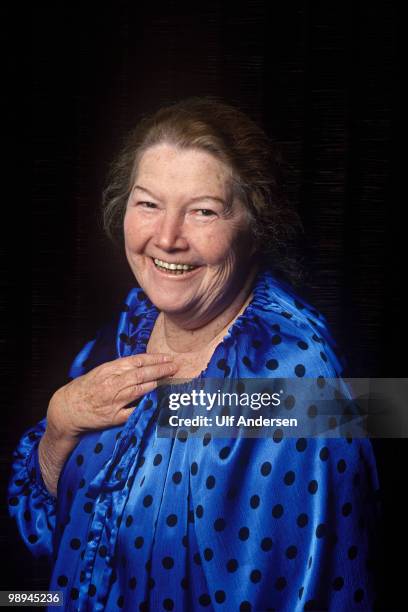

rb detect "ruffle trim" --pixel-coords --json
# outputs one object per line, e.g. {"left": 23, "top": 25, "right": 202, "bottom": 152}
{"left": 8, "top": 419, "right": 57, "bottom": 508}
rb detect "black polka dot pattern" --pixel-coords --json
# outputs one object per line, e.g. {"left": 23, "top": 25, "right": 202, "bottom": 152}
{"left": 7, "top": 271, "right": 379, "bottom": 611}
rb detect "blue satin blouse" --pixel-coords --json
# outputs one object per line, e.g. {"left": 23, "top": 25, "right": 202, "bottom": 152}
{"left": 8, "top": 267, "right": 380, "bottom": 611}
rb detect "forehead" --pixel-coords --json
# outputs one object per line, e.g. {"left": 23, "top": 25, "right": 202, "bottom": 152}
{"left": 134, "top": 143, "right": 232, "bottom": 195}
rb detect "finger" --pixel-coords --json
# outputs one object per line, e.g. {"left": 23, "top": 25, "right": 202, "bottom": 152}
{"left": 116, "top": 361, "right": 178, "bottom": 390}
{"left": 128, "top": 379, "right": 158, "bottom": 398}
{"left": 113, "top": 380, "right": 159, "bottom": 405}
{"left": 108, "top": 353, "right": 176, "bottom": 373}
{"left": 111, "top": 406, "right": 137, "bottom": 427}
{"left": 95, "top": 361, "right": 178, "bottom": 407}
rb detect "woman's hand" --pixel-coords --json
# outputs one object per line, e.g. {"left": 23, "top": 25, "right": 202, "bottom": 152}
{"left": 46, "top": 353, "right": 178, "bottom": 441}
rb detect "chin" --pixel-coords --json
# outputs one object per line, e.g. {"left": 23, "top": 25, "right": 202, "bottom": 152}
{"left": 147, "top": 292, "right": 192, "bottom": 314}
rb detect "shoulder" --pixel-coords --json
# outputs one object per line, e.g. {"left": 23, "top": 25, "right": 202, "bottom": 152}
{"left": 68, "top": 285, "right": 153, "bottom": 378}
{"left": 240, "top": 268, "right": 347, "bottom": 379}
{"left": 68, "top": 317, "right": 118, "bottom": 378}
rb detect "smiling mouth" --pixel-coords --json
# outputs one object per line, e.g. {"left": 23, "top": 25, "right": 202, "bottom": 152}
{"left": 151, "top": 257, "right": 200, "bottom": 275}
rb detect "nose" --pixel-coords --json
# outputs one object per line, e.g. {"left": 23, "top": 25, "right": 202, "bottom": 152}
{"left": 154, "top": 210, "right": 188, "bottom": 252}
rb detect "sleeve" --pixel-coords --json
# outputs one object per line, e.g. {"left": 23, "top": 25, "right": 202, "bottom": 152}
{"left": 7, "top": 418, "right": 57, "bottom": 559}
{"left": 7, "top": 317, "right": 119, "bottom": 560}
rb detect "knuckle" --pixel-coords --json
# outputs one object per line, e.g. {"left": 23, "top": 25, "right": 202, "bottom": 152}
{"left": 133, "top": 372, "right": 142, "bottom": 386}
{"left": 160, "top": 365, "right": 174, "bottom": 377}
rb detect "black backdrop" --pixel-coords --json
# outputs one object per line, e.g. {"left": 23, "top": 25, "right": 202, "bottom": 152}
{"left": 1, "top": 1, "right": 402, "bottom": 609}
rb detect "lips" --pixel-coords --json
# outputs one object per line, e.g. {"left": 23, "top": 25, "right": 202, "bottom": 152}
{"left": 149, "top": 256, "right": 202, "bottom": 277}
{"left": 153, "top": 257, "right": 198, "bottom": 271}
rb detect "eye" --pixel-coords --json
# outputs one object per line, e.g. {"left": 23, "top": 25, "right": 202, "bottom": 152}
{"left": 137, "top": 201, "right": 157, "bottom": 209}
{"left": 195, "top": 209, "right": 217, "bottom": 217}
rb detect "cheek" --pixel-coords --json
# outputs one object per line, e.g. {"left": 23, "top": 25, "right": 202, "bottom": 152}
{"left": 193, "top": 230, "right": 231, "bottom": 263}
{"left": 123, "top": 211, "right": 149, "bottom": 248}
{"left": 123, "top": 210, "right": 134, "bottom": 243}
{"left": 196, "top": 223, "right": 251, "bottom": 265}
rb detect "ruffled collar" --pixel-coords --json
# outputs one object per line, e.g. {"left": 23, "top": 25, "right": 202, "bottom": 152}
{"left": 116, "top": 264, "right": 293, "bottom": 362}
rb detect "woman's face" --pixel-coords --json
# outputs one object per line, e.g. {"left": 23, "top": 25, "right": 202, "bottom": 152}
{"left": 124, "top": 143, "right": 255, "bottom": 325}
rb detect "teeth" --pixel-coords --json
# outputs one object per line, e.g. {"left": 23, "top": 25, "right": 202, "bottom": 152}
{"left": 153, "top": 258, "right": 197, "bottom": 272}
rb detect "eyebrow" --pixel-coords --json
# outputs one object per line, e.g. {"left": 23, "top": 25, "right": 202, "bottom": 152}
{"left": 133, "top": 184, "right": 227, "bottom": 206}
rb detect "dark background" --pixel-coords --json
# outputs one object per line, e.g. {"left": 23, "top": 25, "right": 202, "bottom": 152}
{"left": 1, "top": 0, "right": 402, "bottom": 609}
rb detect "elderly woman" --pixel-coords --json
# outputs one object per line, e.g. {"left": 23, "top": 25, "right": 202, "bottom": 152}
{"left": 8, "top": 98, "right": 379, "bottom": 611}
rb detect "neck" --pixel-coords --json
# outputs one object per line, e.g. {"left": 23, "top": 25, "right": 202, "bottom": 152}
{"left": 159, "top": 264, "right": 258, "bottom": 354}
